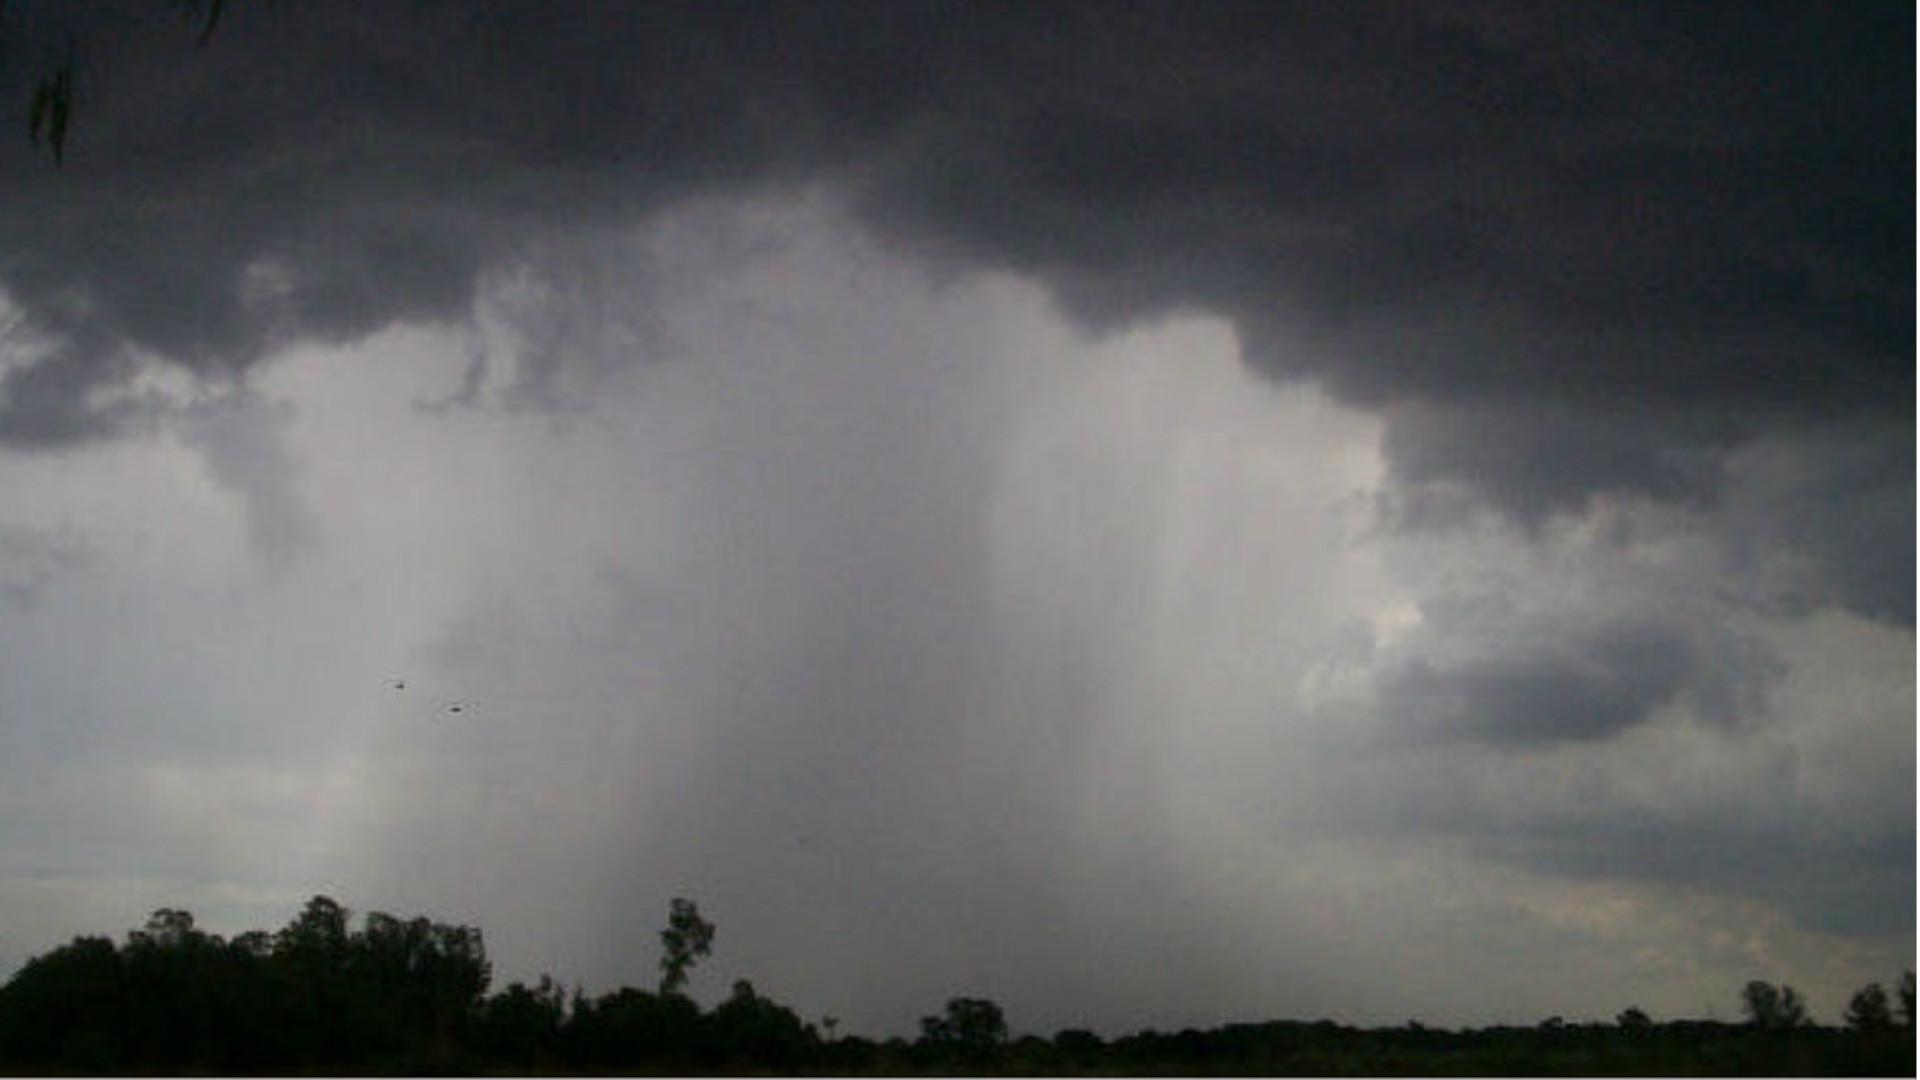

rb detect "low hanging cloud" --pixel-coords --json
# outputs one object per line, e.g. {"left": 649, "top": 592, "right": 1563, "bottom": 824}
{"left": 174, "top": 390, "right": 319, "bottom": 566}
{"left": 0, "top": 1, "right": 1905, "bottom": 618}
{"left": 1378, "top": 616, "right": 1778, "bottom": 747}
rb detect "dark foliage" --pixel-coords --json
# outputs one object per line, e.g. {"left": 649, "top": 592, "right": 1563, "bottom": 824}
{"left": 918, "top": 996, "right": 1008, "bottom": 1061}
{"left": 7, "top": 0, "right": 231, "bottom": 165}
{"left": 1743, "top": 980, "right": 1813, "bottom": 1030}
{"left": 1847, "top": 983, "right": 1896, "bottom": 1033}
{"left": 0, "top": 897, "right": 1912, "bottom": 1075}
{"left": 0, "top": 897, "right": 488, "bottom": 1072}
{"left": 658, "top": 896, "right": 715, "bottom": 998}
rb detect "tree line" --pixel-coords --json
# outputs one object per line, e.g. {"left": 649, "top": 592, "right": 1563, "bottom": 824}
{"left": 0, "top": 896, "right": 1911, "bottom": 1074}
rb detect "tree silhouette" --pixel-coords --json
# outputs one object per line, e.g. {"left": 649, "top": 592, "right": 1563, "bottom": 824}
{"left": 1900, "top": 970, "right": 1915, "bottom": 1028}
{"left": 475, "top": 976, "right": 566, "bottom": 1068}
{"left": 128, "top": 908, "right": 200, "bottom": 949}
{"left": 920, "top": 997, "right": 1008, "bottom": 1060}
{"left": 707, "top": 979, "right": 813, "bottom": 1069}
{"left": 0, "top": 935, "right": 126, "bottom": 1069}
{"left": 2, "top": 899, "right": 1914, "bottom": 1074}
{"left": 1845, "top": 982, "right": 1894, "bottom": 1032}
{"left": 657, "top": 897, "right": 714, "bottom": 997}
{"left": 1741, "top": 981, "right": 1810, "bottom": 1030}
{"left": 276, "top": 894, "right": 349, "bottom": 956}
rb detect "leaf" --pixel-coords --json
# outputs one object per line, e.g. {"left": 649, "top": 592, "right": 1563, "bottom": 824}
{"left": 28, "top": 63, "right": 70, "bottom": 165}
{"left": 197, "top": 0, "right": 226, "bottom": 45}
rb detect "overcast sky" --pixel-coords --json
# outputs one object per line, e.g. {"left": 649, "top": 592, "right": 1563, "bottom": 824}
{"left": 0, "top": 1, "right": 1910, "bottom": 1036}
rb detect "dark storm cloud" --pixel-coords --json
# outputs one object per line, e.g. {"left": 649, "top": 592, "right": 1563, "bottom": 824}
{"left": 1778, "top": 450, "right": 1914, "bottom": 628}
{"left": 0, "top": 1, "right": 1907, "bottom": 616}
{"left": 1361, "top": 762, "right": 1917, "bottom": 938}
{"left": 1385, "top": 644, "right": 1684, "bottom": 746}
{"left": 1728, "top": 423, "right": 1918, "bottom": 626}
{"left": 859, "top": 3, "right": 1910, "bottom": 402}
{"left": 0, "top": 0, "right": 863, "bottom": 441}
{"left": 1485, "top": 824, "right": 1917, "bottom": 938}
{"left": 1380, "top": 616, "right": 1780, "bottom": 746}
{"left": 1378, "top": 401, "right": 1728, "bottom": 527}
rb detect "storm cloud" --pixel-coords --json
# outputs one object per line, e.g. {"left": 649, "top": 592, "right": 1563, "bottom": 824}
{"left": 1, "top": 6, "right": 1908, "bottom": 554}
{"left": 0, "top": 0, "right": 1909, "bottom": 1036}
{"left": 1379, "top": 617, "right": 1761, "bottom": 746}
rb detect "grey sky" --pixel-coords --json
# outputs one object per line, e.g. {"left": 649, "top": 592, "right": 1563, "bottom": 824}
{"left": 0, "top": 1, "right": 1909, "bottom": 1037}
